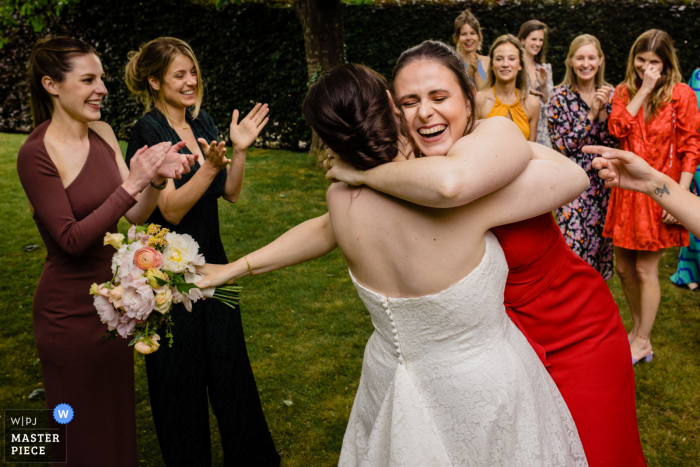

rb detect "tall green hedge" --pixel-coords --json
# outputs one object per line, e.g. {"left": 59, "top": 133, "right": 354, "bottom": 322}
{"left": 2, "top": 1, "right": 699, "bottom": 148}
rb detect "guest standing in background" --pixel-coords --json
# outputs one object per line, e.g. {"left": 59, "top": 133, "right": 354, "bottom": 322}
{"left": 518, "top": 19, "right": 554, "bottom": 148}
{"left": 477, "top": 34, "right": 540, "bottom": 141}
{"left": 670, "top": 65, "right": 700, "bottom": 290}
{"left": 124, "top": 37, "right": 280, "bottom": 467}
{"left": 549, "top": 34, "right": 617, "bottom": 279}
{"left": 453, "top": 8, "right": 490, "bottom": 90}
{"left": 17, "top": 36, "right": 192, "bottom": 466}
{"left": 606, "top": 29, "right": 700, "bottom": 364}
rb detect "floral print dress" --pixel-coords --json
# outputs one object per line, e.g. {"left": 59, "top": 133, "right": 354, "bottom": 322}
{"left": 548, "top": 85, "right": 617, "bottom": 279}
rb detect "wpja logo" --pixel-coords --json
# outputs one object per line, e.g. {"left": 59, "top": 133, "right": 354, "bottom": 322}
{"left": 3, "top": 405, "right": 70, "bottom": 463}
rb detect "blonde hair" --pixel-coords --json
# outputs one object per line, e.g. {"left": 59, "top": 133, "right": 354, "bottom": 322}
{"left": 559, "top": 34, "right": 610, "bottom": 89}
{"left": 453, "top": 9, "right": 483, "bottom": 54}
{"left": 622, "top": 29, "right": 683, "bottom": 116}
{"left": 125, "top": 37, "right": 204, "bottom": 125}
{"left": 484, "top": 34, "right": 529, "bottom": 102}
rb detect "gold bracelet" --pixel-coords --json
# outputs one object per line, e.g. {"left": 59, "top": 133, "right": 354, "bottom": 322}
{"left": 244, "top": 256, "right": 253, "bottom": 276}
{"left": 680, "top": 185, "right": 691, "bottom": 191}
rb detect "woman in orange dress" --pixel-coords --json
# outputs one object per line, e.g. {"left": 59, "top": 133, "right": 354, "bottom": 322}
{"left": 606, "top": 29, "right": 700, "bottom": 364}
{"left": 476, "top": 35, "right": 540, "bottom": 141}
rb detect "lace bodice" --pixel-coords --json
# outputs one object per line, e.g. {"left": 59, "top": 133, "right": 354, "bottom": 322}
{"left": 349, "top": 231, "right": 511, "bottom": 367}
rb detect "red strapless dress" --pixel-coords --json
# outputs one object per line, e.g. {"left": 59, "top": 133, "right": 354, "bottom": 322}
{"left": 491, "top": 213, "right": 646, "bottom": 466}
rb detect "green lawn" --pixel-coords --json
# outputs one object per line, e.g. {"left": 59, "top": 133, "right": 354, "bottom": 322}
{"left": 1, "top": 132, "right": 698, "bottom": 465}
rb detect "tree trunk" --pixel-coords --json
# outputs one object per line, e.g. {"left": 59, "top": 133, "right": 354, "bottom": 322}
{"left": 294, "top": 0, "right": 344, "bottom": 165}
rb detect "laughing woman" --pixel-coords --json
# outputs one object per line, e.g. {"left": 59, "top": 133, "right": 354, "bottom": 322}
{"left": 477, "top": 35, "right": 540, "bottom": 142}
{"left": 124, "top": 37, "right": 279, "bottom": 466}
{"left": 606, "top": 30, "right": 700, "bottom": 363}
{"left": 17, "top": 37, "right": 192, "bottom": 466}
{"left": 548, "top": 35, "right": 617, "bottom": 279}
{"left": 453, "top": 8, "right": 490, "bottom": 90}
{"left": 518, "top": 20, "right": 554, "bottom": 148}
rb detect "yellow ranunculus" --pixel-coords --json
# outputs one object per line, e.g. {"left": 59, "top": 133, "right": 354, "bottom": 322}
{"left": 146, "top": 268, "right": 169, "bottom": 288}
{"left": 104, "top": 232, "right": 125, "bottom": 249}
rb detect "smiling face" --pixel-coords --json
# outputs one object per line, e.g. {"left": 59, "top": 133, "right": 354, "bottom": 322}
{"left": 459, "top": 23, "right": 480, "bottom": 54}
{"left": 634, "top": 51, "right": 664, "bottom": 80}
{"left": 491, "top": 43, "right": 522, "bottom": 84}
{"left": 393, "top": 60, "right": 470, "bottom": 157}
{"left": 522, "top": 29, "right": 544, "bottom": 59}
{"left": 152, "top": 53, "right": 198, "bottom": 111}
{"left": 45, "top": 53, "right": 107, "bottom": 123}
{"left": 571, "top": 43, "right": 603, "bottom": 85}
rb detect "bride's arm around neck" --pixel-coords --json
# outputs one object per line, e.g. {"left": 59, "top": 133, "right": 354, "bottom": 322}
{"left": 328, "top": 117, "right": 532, "bottom": 209}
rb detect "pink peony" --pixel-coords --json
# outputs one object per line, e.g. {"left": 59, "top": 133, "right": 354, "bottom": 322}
{"left": 121, "top": 285, "right": 155, "bottom": 320}
{"left": 133, "top": 247, "right": 163, "bottom": 270}
{"left": 94, "top": 295, "right": 120, "bottom": 330}
{"left": 117, "top": 315, "right": 136, "bottom": 338}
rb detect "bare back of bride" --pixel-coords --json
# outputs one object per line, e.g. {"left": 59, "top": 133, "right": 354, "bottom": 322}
{"left": 199, "top": 59, "right": 590, "bottom": 465}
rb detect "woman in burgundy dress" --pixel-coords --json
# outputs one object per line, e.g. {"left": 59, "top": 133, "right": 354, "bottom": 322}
{"left": 322, "top": 42, "right": 646, "bottom": 465}
{"left": 17, "top": 37, "right": 191, "bottom": 466}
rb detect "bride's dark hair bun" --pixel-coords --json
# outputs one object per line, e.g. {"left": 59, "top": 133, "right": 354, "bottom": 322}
{"left": 302, "top": 63, "right": 398, "bottom": 170}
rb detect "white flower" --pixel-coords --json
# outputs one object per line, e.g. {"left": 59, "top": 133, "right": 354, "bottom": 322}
{"left": 153, "top": 286, "right": 173, "bottom": 314}
{"left": 94, "top": 295, "right": 120, "bottom": 331}
{"left": 121, "top": 284, "right": 155, "bottom": 320}
{"left": 162, "top": 233, "right": 202, "bottom": 273}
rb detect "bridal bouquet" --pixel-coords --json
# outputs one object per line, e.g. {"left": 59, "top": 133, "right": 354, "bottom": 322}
{"left": 90, "top": 224, "right": 240, "bottom": 354}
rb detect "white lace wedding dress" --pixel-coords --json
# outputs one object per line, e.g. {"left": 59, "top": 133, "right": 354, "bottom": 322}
{"left": 339, "top": 232, "right": 588, "bottom": 466}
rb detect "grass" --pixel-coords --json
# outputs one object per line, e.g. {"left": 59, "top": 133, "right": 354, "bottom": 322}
{"left": 0, "top": 131, "right": 698, "bottom": 465}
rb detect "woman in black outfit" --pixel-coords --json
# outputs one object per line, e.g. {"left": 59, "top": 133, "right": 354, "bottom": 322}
{"left": 124, "top": 36, "right": 278, "bottom": 466}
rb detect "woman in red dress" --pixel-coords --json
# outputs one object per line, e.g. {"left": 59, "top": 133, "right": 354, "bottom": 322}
{"left": 17, "top": 37, "right": 190, "bottom": 466}
{"left": 321, "top": 41, "right": 646, "bottom": 465}
{"left": 606, "top": 29, "right": 700, "bottom": 364}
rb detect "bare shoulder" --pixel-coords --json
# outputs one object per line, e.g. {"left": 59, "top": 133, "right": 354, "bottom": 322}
{"left": 524, "top": 94, "right": 541, "bottom": 117}
{"left": 88, "top": 121, "right": 121, "bottom": 155}
{"left": 326, "top": 181, "right": 355, "bottom": 207}
{"left": 450, "top": 117, "right": 530, "bottom": 156}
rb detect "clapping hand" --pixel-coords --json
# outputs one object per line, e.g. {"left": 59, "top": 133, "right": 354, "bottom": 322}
{"left": 466, "top": 52, "right": 479, "bottom": 77}
{"left": 590, "top": 85, "right": 612, "bottom": 117}
{"left": 197, "top": 139, "right": 230, "bottom": 171}
{"left": 125, "top": 142, "right": 170, "bottom": 193}
{"left": 230, "top": 103, "right": 270, "bottom": 151}
{"left": 537, "top": 66, "right": 548, "bottom": 88}
{"left": 157, "top": 141, "right": 190, "bottom": 180}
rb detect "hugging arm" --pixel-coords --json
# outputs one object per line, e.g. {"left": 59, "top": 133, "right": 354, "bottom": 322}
{"left": 196, "top": 213, "right": 337, "bottom": 288}
{"left": 326, "top": 117, "right": 531, "bottom": 208}
{"left": 470, "top": 142, "right": 589, "bottom": 230}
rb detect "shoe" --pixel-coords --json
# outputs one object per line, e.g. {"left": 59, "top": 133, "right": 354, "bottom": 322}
{"left": 632, "top": 352, "right": 653, "bottom": 365}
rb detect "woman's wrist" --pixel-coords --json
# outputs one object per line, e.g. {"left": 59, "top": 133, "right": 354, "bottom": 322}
{"left": 645, "top": 171, "right": 671, "bottom": 197}
{"left": 231, "top": 146, "right": 247, "bottom": 159}
{"left": 121, "top": 179, "right": 142, "bottom": 198}
{"left": 152, "top": 174, "right": 166, "bottom": 186}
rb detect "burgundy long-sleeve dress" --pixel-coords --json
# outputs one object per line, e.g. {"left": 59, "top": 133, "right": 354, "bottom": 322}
{"left": 492, "top": 213, "right": 647, "bottom": 466}
{"left": 17, "top": 120, "right": 138, "bottom": 466}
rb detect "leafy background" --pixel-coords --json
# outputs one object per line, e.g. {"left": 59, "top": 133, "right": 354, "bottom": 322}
{"left": 1, "top": 0, "right": 699, "bottom": 147}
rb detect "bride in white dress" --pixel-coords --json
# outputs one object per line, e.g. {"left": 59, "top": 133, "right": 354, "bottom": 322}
{"left": 197, "top": 62, "right": 589, "bottom": 466}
